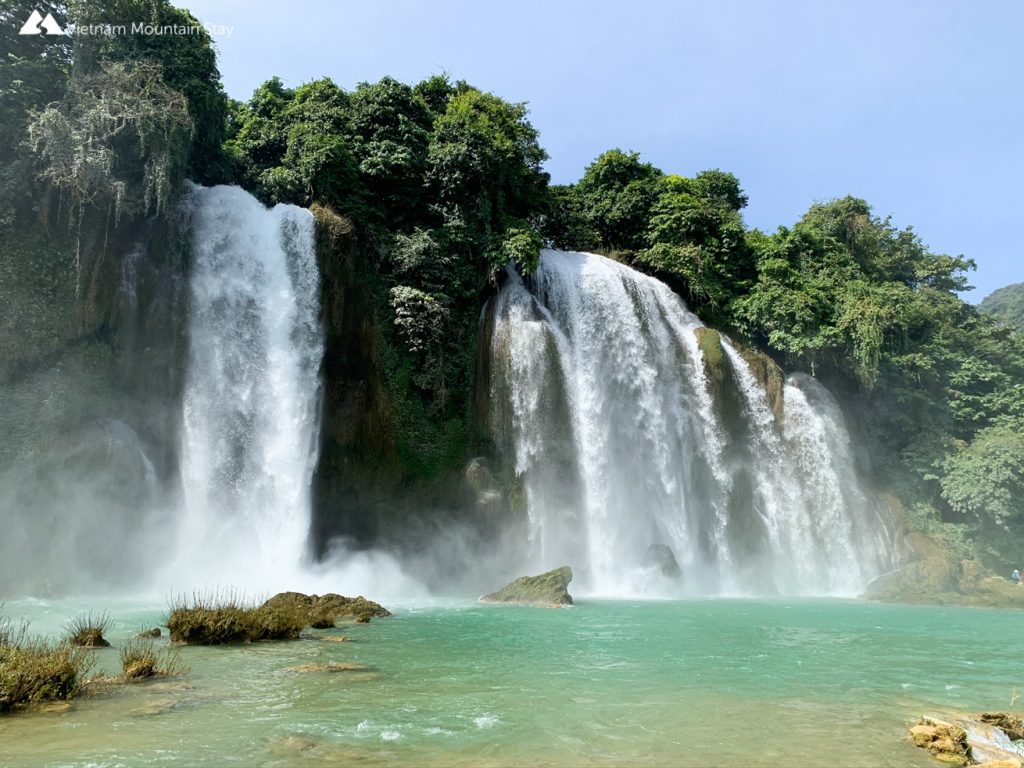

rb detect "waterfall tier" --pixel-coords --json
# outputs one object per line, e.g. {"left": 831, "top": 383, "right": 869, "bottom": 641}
{"left": 488, "top": 250, "right": 891, "bottom": 597}
{"left": 177, "top": 184, "right": 323, "bottom": 587}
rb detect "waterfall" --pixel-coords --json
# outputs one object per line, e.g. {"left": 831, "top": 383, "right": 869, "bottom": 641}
{"left": 176, "top": 184, "right": 323, "bottom": 588}
{"left": 489, "top": 250, "right": 891, "bottom": 597}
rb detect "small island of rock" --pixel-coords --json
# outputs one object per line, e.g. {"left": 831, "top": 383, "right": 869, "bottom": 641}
{"left": 481, "top": 566, "right": 574, "bottom": 607}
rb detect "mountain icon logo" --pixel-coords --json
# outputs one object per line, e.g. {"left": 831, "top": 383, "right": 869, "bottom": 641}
{"left": 18, "top": 9, "right": 65, "bottom": 35}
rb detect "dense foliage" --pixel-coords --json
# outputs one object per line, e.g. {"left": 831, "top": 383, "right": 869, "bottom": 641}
{"left": 225, "top": 73, "right": 549, "bottom": 475}
{"left": 548, "top": 150, "right": 1024, "bottom": 565}
{"left": 979, "top": 282, "right": 1024, "bottom": 333}
{"left": 1, "top": 0, "right": 227, "bottom": 231}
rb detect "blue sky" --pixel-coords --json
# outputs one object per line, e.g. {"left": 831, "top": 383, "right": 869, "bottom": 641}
{"left": 182, "top": 0, "right": 1021, "bottom": 301}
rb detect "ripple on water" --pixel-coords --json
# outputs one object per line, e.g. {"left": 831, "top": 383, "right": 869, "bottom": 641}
{"left": 0, "top": 598, "right": 1019, "bottom": 768}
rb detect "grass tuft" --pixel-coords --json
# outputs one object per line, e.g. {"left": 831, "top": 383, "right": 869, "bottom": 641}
{"left": 1, "top": 610, "right": 93, "bottom": 713}
{"left": 64, "top": 612, "right": 112, "bottom": 648}
{"left": 165, "top": 589, "right": 306, "bottom": 645}
{"left": 119, "top": 639, "right": 187, "bottom": 680}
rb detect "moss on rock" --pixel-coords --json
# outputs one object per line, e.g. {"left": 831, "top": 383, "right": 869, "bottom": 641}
{"left": 736, "top": 342, "right": 785, "bottom": 422}
{"left": 261, "top": 592, "right": 391, "bottom": 629}
{"left": 166, "top": 598, "right": 308, "bottom": 645}
{"left": 694, "top": 327, "right": 727, "bottom": 388}
{"left": 481, "top": 566, "right": 574, "bottom": 607}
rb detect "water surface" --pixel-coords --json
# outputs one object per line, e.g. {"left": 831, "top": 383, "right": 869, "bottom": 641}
{"left": 1, "top": 598, "right": 1014, "bottom": 767}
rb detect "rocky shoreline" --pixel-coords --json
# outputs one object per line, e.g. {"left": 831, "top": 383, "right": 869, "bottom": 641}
{"left": 910, "top": 712, "right": 1024, "bottom": 767}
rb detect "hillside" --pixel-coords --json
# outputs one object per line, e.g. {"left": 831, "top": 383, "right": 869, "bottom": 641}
{"left": 980, "top": 281, "right": 1024, "bottom": 332}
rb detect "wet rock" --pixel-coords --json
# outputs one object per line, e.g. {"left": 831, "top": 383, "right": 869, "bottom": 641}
{"left": 980, "top": 713, "right": 1024, "bottom": 742}
{"left": 135, "top": 628, "right": 161, "bottom": 639}
{"left": 910, "top": 713, "right": 1024, "bottom": 767}
{"left": 908, "top": 717, "right": 971, "bottom": 766}
{"left": 481, "top": 566, "right": 573, "bottom": 607}
{"left": 261, "top": 592, "right": 391, "bottom": 629}
{"left": 68, "top": 630, "right": 110, "bottom": 648}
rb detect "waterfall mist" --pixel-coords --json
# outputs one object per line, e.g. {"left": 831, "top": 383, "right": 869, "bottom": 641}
{"left": 488, "top": 250, "right": 893, "bottom": 597}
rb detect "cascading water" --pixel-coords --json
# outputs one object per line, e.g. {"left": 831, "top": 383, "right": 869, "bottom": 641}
{"left": 175, "top": 184, "right": 323, "bottom": 589}
{"left": 489, "top": 250, "right": 892, "bottom": 597}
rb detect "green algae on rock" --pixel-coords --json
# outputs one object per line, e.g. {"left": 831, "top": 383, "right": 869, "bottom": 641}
{"left": 260, "top": 592, "right": 392, "bottom": 628}
{"left": 481, "top": 566, "right": 574, "bottom": 607}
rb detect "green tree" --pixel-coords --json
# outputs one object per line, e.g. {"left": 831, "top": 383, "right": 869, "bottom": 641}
{"left": 69, "top": 0, "right": 230, "bottom": 183}
{"left": 942, "top": 418, "right": 1024, "bottom": 530}
{"left": 29, "top": 59, "right": 192, "bottom": 222}
{"left": 573, "top": 149, "right": 661, "bottom": 251}
{"left": 637, "top": 170, "right": 753, "bottom": 314}
{"left": 0, "top": 0, "right": 72, "bottom": 228}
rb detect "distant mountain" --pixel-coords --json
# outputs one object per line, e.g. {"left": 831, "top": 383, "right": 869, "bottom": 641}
{"left": 979, "top": 282, "right": 1024, "bottom": 332}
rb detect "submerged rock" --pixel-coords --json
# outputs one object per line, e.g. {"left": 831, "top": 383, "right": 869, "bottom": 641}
{"left": 481, "top": 566, "right": 574, "bottom": 607}
{"left": 135, "top": 628, "right": 161, "bottom": 639}
{"left": 285, "top": 662, "right": 369, "bottom": 674}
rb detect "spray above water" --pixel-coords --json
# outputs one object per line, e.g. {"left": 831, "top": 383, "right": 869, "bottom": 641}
{"left": 488, "top": 250, "right": 892, "bottom": 597}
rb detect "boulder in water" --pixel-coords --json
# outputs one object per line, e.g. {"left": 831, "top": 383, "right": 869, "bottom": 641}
{"left": 135, "top": 628, "right": 162, "bottom": 639}
{"left": 260, "top": 592, "right": 391, "bottom": 628}
{"left": 481, "top": 566, "right": 574, "bottom": 607}
{"left": 908, "top": 717, "right": 971, "bottom": 766}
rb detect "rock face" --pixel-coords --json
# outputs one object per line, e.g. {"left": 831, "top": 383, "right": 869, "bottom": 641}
{"left": 481, "top": 566, "right": 574, "bottom": 607}
{"left": 866, "top": 533, "right": 1024, "bottom": 609}
{"left": 260, "top": 592, "right": 391, "bottom": 628}
{"left": 910, "top": 713, "right": 1024, "bottom": 767}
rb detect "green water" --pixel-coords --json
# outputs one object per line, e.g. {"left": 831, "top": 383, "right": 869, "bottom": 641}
{"left": 0, "top": 597, "right": 1017, "bottom": 767}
